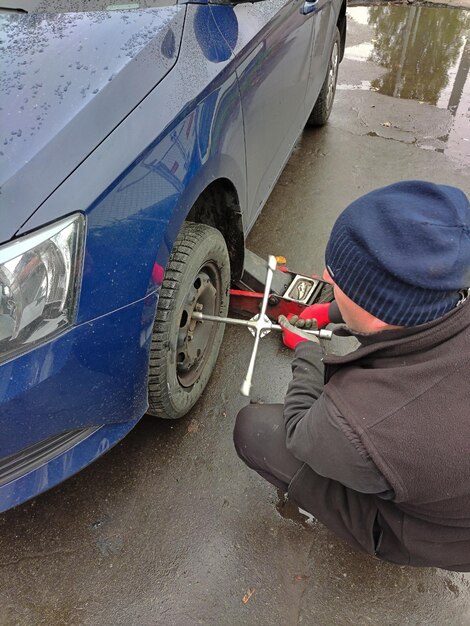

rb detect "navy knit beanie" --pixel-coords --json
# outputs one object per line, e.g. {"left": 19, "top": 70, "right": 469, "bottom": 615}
{"left": 325, "top": 181, "right": 470, "bottom": 326}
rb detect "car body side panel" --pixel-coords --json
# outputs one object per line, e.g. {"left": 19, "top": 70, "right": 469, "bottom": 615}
{"left": 0, "top": 5, "right": 245, "bottom": 462}
{"left": 230, "top": 0, "right": 343, "bottom": 230}
{"left": 0, "top": 7, "right": 186, "bottom": 243}
{"left": 18, "top": 5, "right": 246, "bottom": 325}
{"left": 230, "top": 0, "right": 314, "bottom": 226}
{"left": 305, "top": 0, "right": 336, "bottom": 106}
{"left": 0, "top": 2, "right": 345, "bottom": 509}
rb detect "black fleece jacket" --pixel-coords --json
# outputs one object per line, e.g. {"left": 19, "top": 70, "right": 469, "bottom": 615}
{"left": 283, "top": 301, "right": 470, "bottom": 570}
{"left": 284, "top": 340, "right": 394, "bottom": 499}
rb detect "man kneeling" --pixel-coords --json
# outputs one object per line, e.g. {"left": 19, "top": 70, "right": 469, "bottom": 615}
{"left": 234, "top": 180, "right": 470, "bottom": 571}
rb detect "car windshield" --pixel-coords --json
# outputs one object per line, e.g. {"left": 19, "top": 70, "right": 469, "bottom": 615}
{"left": 0, "top": 0, "right": 174, "bottom": 12}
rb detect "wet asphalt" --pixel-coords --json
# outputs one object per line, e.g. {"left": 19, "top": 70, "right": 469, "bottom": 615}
{"left": 1, "top": 5, "right": 470, "bottom": 626}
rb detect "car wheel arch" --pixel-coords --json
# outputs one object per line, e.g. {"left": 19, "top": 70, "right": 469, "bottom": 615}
{"left": 144, "top": 177, "right": 244, "bottom": 419}
{"left": 185, "top": 178, "right": 245, "bottom": 283}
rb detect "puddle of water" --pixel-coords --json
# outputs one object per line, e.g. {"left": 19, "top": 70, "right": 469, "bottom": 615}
{"left": 342, "top": 6, "right": 470, "bottom": 165}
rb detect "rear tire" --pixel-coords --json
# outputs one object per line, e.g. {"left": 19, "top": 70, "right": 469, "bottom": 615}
{"left": 148, "top": 222, "right": 230, "bottom": 419}
{"left": 306, "top": 27, "right": 341, "bottom": 127}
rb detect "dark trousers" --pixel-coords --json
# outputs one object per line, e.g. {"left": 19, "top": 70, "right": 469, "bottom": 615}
{"left": 233, "top": 403, "right": 303, "bottom": 492}
{"left": 234, "top": 402, "right": 385, "bottom": 555}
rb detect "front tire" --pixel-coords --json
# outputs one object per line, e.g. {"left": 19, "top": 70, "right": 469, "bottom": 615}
{"left": 148, "top": 222, "right": 230, "bottom": 419}
{"left": 306, "top": 27, "right": 341, "bottom": 127}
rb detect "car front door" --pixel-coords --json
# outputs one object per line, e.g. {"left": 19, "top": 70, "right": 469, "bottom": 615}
{"left": 230, "top": 0, "right": 317, "bottom": 229}
{"left": 305, "top": 0, "right": 335, "bottom": 108}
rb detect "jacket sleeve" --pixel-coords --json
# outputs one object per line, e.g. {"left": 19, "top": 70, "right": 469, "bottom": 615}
{"left": 283, "top": 341, "right": 394, "bottom": 498}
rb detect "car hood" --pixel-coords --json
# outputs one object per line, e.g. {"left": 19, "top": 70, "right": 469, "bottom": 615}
{"left": 0, "top": 7, "right": 185, "bottom": 243}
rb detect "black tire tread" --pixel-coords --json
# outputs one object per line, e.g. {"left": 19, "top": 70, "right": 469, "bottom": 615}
{"left": 148, "top": 222, "right": 229, "bottom": 418}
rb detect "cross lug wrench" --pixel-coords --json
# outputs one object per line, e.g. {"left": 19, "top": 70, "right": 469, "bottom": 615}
{"left": 191, "top": 255, "right": 332, "bottom": 396}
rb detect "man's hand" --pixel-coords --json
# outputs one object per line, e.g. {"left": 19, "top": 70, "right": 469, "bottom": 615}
{"left": 299, "top": 303, "right": 332, "bottom": 329}
{"left": 279, "top": 303, "right": 331, "bottom": 350}
{"left": 279, "top": 315, "right": 320, "bottom": 349}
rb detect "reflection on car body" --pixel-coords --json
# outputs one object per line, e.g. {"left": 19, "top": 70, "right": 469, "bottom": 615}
{"left": 0, "top": 0, "right": 346, "bottom": 511}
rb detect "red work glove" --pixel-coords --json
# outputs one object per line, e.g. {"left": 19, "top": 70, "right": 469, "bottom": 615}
{"left": 280, "top": 303, "right": 331, "bottom": 350}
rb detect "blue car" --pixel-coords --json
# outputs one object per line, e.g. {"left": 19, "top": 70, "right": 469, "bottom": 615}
{"left": 0, "top": 0, "right": 345, "bottom": 511}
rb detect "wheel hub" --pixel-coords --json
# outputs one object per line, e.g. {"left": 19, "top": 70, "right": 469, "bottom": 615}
{"left": 176, "top": 265, "right": 220, "bottom": 387}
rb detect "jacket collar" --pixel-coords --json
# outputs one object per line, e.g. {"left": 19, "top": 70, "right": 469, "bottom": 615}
{"left": 324, "top": 300, "right": 470, "bottom": 365}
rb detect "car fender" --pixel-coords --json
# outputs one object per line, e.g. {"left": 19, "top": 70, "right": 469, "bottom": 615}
{"left": 18, "top": 28, "right": 246, "bottom": 324}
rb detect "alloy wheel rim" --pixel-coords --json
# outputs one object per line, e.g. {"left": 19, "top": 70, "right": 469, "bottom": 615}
{"left": 326, "top": 42, "right": 339, "bottom": 112}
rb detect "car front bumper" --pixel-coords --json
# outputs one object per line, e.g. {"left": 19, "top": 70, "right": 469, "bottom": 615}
{"left": 0, "top": 292, "right": 157, "bottom": 511}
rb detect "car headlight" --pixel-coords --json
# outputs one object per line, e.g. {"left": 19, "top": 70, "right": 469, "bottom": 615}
{"left": 0, "top": 214, "right": 85, "bottom": 364}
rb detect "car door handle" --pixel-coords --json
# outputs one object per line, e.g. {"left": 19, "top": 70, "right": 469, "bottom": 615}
{"left": 301, "top": 0, "right": 318, "bottom": 14}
